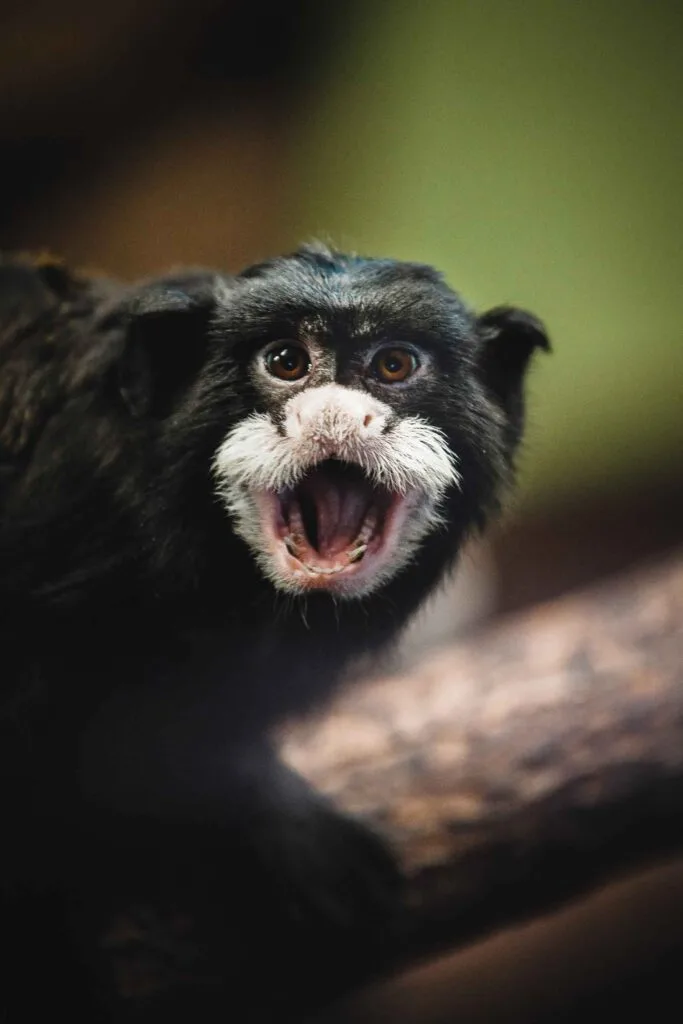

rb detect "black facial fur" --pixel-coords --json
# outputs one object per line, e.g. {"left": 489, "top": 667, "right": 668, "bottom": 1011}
{"left": 0, "top": 246, "right": 548, "bottom": 1021}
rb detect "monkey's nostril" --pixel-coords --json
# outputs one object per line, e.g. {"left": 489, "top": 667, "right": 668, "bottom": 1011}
{"left": 363, "top": 414, "right": 373, "bottom": 428}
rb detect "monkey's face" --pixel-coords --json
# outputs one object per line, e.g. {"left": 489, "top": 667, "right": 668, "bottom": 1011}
{"left": 213, "top": 350, "right": 458, "bottom": 599}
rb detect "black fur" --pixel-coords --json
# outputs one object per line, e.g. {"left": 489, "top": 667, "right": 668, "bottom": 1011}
{"left": 0, "top": 246, "right": 548, "bottom": 1021}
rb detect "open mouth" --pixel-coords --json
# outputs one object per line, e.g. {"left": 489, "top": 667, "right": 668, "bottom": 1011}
{"left": 257, "top": 459, "right": 408, "bottom": 590}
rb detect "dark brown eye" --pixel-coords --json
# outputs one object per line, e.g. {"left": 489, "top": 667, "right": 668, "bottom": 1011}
{"left": 371, "top": 347, "right": 418, "bottom": 383}
{"left": 265, "top": 344, "right": 311, "bottom": 381}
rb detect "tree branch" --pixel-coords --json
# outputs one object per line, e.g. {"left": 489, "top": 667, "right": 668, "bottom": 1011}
{"left": 280, "top": 550, "right": 683, "bottom": 989}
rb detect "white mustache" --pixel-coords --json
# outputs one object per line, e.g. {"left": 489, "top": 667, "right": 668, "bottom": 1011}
{"left": 213, "top": 385, "right": 459, "bottom": 497}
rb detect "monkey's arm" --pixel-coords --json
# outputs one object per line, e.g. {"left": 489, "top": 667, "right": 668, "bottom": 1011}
{"left": 40, "top": 757, "right": 397, "bottom": 1024}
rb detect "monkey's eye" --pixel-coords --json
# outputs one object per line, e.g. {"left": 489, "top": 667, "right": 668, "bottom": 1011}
{"left": 264, "top": 344, "right": 311, "bottom": 382}
{"left": 371, "top": 347, "right": 419, "bottom": 384}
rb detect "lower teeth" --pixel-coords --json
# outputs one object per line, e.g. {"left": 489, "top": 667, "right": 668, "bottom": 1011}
{"left": 282, "top": 536, "right": 368, "bottom": 568}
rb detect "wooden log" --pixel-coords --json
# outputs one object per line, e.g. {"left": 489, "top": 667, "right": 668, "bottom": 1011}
{"left": 279, "top": 550, "right": 683, "bottom": 991}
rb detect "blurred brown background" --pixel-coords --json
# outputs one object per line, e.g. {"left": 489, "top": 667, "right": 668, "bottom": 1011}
{"left": 2, "top": 1, "right": 682, "bottom": 1020}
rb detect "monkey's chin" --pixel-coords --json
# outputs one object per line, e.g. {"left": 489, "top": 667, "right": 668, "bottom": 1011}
{"left": 253, "top": 459, "right": 416, "bottom": 597}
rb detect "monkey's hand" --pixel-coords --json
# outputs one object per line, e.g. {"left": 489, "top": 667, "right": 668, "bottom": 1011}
{"left": 247, "top": 759, "right": 402, "bottom": 944}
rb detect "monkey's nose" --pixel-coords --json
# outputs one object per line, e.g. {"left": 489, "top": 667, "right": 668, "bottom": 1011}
{"left": 285, "top": 384, "right": 390, "bottom": 442}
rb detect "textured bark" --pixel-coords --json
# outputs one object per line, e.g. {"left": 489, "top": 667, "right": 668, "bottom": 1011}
{"left": 280, "top": 550, "right": 683, "bottom": 980}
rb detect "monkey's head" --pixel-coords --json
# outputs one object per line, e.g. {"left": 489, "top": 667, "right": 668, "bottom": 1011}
{"left": 1, "top": 246, "right": 547, "bottom": 623}
{"left": 206, "top": 247, "right": 547, "bottom": 602}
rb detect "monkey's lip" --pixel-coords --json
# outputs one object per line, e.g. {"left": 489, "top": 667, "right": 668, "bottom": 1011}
{"left": 255, "top": 459, "right": 410, "bottom": 591}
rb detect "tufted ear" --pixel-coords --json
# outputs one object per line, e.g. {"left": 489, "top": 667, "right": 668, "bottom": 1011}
{"left": 476, "top": 305, "right": 550, "bottom": 421}
{"left": 106, "top": 273, "right": 219, "bottom": 419}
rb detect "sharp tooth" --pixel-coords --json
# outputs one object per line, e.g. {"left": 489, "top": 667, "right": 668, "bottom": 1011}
{"left": 356, "top": 508, "right": 378, "bottom": 545}
{"left": 284, "top": 536, "right": 299, "bottom": 556}
{"left": 347, "top": 544, "right": 367, "bottom": 564}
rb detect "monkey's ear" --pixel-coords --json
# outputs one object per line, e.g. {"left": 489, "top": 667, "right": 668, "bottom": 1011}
{"left": 0, "top": 252, "right": 82, "bottom": 322}
{"left": 475, "top": 306, "right": 550, "bottom": 417}
{"left": 107, "top": 276, "right": 218, "bottom": 418}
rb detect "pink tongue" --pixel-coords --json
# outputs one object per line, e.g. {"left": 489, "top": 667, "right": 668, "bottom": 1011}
{"left": 302, "top": 476, "right": 369, "bottom": 556}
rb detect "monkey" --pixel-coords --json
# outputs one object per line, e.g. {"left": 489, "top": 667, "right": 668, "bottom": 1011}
{"left": 0, "top": 245, "right": 548, "bottom": 1021}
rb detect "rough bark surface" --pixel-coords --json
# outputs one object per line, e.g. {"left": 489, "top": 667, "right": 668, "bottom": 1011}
{"left": 281, "top": 551, "right": 683, "bottom": 981}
